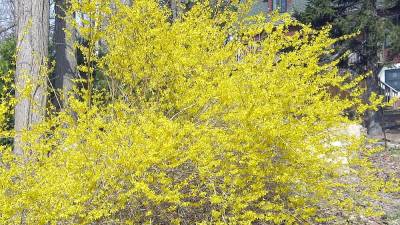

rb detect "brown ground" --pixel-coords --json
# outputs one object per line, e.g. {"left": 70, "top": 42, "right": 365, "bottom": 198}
{"left": 370, "top": 129, "right": 400, "bottom": 225}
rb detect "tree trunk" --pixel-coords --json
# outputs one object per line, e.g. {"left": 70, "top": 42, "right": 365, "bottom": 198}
{"left": 170, "top": 0, "right": 179, "bottom": 20}
{"left": 54, "top": 0, "right": 77, "bottom": 109}
{"left": 14, "top": 0, "right": 49, "bottom": 155}
{"left": 122, "top": 0, "right": 132, "bottom": 6}
{"left": 363, "top": 0, "right": 384, "bottom": 137}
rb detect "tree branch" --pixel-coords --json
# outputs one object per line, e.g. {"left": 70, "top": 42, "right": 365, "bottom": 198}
{"left": 0, "top": 23, "right": 15, "bottom": 35}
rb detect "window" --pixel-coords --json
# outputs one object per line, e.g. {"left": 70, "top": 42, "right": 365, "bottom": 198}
{"left": 385, "top": 69, "right": 400, "bottom": 91}
{"left": 272, "top": 0, "right": 288, "bottom": 12}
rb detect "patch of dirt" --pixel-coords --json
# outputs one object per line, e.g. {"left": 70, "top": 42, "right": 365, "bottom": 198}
{"left": 370, "top": 128, "right": 400, "bottom": 225}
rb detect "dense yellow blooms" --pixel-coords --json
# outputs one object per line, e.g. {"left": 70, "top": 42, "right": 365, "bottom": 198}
{"left": 0, "top": 0, "right": 393, "bottom": 224}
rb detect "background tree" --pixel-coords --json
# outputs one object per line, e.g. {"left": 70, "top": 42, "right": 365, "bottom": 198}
{"left": 296, "top": 0, "right": 400, "bottom": 135}
{"left": 169, "top": 0, "right": 180, "bottom": 19}
{"left": 297, "top": 0, "right": 400, "bottom": 69}
{"left": 14, "top": 0, "right": 50, "bottom": 154}
{"left": 54, "top": 0, "right": 78, "bottom": 109}
{"left": 0, "top": 38, "right": 15, "bottom": 146}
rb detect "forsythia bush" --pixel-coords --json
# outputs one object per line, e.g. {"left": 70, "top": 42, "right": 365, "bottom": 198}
{"left": 0, "top": 0, "right": 392, "bottom": 224}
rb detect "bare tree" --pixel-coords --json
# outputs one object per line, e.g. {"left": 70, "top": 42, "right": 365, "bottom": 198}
{"left": 54, "top": 0, "right": 77, "bottom": 109}
{"left": 14, "top": 0, "right": 49, "bottom": 154}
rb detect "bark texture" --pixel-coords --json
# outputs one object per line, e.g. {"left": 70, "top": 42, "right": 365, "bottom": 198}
{"left": 54, "top": 0, "right": 77, "bottom": 109}
{"left": 170, "top": 0, "right": 179, "bottom": 19}
{"left": 14, "top": 0, "right": 49, "bottom": 155}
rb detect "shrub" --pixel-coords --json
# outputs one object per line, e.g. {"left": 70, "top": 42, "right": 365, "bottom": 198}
{"left": 0, "top": 0, "right": 389, "bottom": 224}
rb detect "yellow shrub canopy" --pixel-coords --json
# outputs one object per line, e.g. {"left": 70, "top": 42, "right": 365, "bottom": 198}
{"left": 0, "top": 0, "right": 388, "bottom": 224}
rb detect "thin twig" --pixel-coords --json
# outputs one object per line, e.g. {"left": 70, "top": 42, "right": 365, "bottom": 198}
{"left": 170, "top": 103, "right": 195, "bottom": 120}
{"left": 0, "top": 23, "right": 15, "bottom": 35}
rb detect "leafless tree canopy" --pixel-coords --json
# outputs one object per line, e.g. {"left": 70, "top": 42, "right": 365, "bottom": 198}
{"left": 0, "top": 0, "right": 15, "bottom": 39}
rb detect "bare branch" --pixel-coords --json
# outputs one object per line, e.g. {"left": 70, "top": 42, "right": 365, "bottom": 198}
{"left": 0, "top": 23, "right": 15, "bottom": 35}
